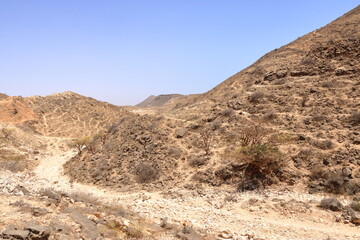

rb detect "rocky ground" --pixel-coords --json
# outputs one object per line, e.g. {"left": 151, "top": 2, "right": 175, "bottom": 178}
{"left": 1, "top": 137, "right": 360, "bottom": 240}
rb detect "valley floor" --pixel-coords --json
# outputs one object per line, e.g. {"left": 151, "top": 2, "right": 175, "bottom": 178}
{"left": 1, "top": 136, "right": 360, "bottom": 240}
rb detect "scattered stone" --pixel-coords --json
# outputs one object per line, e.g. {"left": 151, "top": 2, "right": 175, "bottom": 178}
{"left": 175, "top": 128, "right": 187, "bottom": 138}
{"left": 31, "top": 207, "right": 49, "bottom": 217}
{"left": 12, "top": 185, "right": 30, "bottom": 195}
{"left": 176, "top": 226, "right": 203, "bottom": 240}
{"left": 319, "top": 198, "right": 343, "bottom": 211}
{"left": 350, "top": 210, "right": 360, "bottom": 224}
{"left": 160, "top": 217, "right": 173, "bottom": 230}
{"left": 1, "top": 229, "right": 30, "bottom": 240}
{"left": 218, "top": 230, "right": 233, "bottom": 239}
{"left": 70, "top": 211, "right": 100, "bottom": 240}
{"left": 24, "top": 222, "right": 51, "bottom": 236}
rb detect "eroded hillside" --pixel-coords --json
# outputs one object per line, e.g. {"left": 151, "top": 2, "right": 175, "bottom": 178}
{"left": 0, "top": 91, "right": 126, "bottom": 138}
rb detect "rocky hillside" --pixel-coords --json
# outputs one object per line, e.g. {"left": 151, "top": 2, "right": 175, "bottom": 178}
{"left": 65, "top": 113, "right": 189, "bottom": 190}
{"left": 65, "top": 6, "right": 360, "bottom": 194}
{"left": 135, "top": 94, "right": 184, "bottom": 108}
{"left": 0, "top": 91, "right": 126, "bottom": 138}
{"left": 0, "top": 93, "right": 8, "bottom": 100}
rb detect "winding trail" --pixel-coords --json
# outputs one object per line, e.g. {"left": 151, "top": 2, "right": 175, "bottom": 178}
{"left": 29, "top": 137, "right": 360, "bottom": 240}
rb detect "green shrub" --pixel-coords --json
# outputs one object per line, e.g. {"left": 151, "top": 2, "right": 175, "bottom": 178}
{"left": 234, "top": 143, "right": 286, "bottom": 190}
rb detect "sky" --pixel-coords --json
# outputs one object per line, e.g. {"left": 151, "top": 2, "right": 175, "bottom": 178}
{"left": 0, "top": 1, "right": 359, "bottom": 106}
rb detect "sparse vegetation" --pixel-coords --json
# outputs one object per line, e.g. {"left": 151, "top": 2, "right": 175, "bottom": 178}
{"left": 262, "top": 110, "right": 278, "bottom": 121}
{"left": 199, "top": 127, "right": 213, "bottom": 155}
{"left": 350, "top": 201, "right": 360, "bottom": 211}
{"left": 310, "top": 169, "right": 360, "bottom": 195}
{"left": 350, "top": 112, "right": 360, "bottom": 125}
{"left": 93, "top": 132, "right": 107, "bottom": 144}
{"left": 221, "top": 108, "right": 234, "bottom": 117}
{"left": 188, "top": 155, "right": 207, "bottom": 167}
{"left": 238, "top": 124, "right": 273, "bottom": 147}
{"left": 234, "top": 143, "right": 286, "bottom": 190}
{"left": 72, "top": 136, "right": 95, "bottom": 154}
{"left": 248, "top": 91, "right": 264, "bottom": 104}
{"left": 1, "top": 128, "right": 14, "bottom": 139}
{"left": 0, "top": 149, "right": 29, "bottom": 172}
{"left": 301, "top": 94, "right": 309, "bottom": 107}
{"left": 225, "top": 124, "right": 287, "bottom": 191}
{"left": 135, "top": 163, "right": 159, "bottom": 183}
{"left": 0, "top": 159, "right": 29, "bottom": 172}
{"left": 126, "top": 224, "right": 145, "bottom": 238}
{"left": 312, "top": 139, "right": 334, "bottom": 150}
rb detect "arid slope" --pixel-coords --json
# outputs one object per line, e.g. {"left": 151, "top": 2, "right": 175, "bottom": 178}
{"left": 65, "top": 6, "right": 360, "bottom": 194}
{"left": 0, "top": 91, "right": 126, "bottom": 138}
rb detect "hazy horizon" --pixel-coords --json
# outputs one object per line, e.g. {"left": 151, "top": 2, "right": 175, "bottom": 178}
{"left": 1, "top": 1, "right": 358, "bottom": 106}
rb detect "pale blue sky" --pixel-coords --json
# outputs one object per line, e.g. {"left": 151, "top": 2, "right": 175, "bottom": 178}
{"left": 0, "top": 1, "right": 358, "bottom": 105}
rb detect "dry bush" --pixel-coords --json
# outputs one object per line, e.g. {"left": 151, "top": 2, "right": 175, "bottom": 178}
{"left": 100, "top": 204, "right": 127, "bottom": 217}
{"left": 0, "top": 149, "right": 29, "bottom": 172}
{"left": 312, "top": 115, "right": 327, "bottom": 122}
{"left": 350, "top": 112, "right": 360, "bottom": 125}
{"left": 301, "top": 94, "right": 309, "bottom": 107}
{"left": 296, "top": 148, "right": 313, "bottom": 164}
{"left": 321, "top": 80, "right": 337, "bottom": 88}
{"left": 39, "top": 188, "right": 101, "bottom": 205}
{"left": 1, "top": 128, "right": 14, "bottom": 139}
{"left": 199, "top": 127, "right": 213, "bottom": 155}
{"left": 269, "top": 133, "right": 297, "bottom": 145}
{"left": 93, "top": 132, "right": 107, "bottom": 145}
{"left": 188, "top": 155, "right": 207, "bottom": 167}
{"left": 67, "top": 191, "right": 101, "bottom": 205}
{"left": 226, "top": 124, "right": 288, "bottom": 190}
{"left": 221, "top": 108, "right": 234, "bottom": 117}
{"left": 39, "top": 188, "right": 62, "bottom": 203}
{"left": 135, "top": 163, "right": 159, "bottom": 183}
{"left": 126, "top": 224, "right": 145, "bottom": 238}
{"left": 324, "top": 173, "right": 349, "bottom": 195}
{"left": 0, "top": 160, "right": 29, "bottom": 172}
{"left": 350, "top": 201, "right": 360, "bottom": 211}
{"left": 312, "top": 139, "right": 334, "bottom": 150}
{"left": 235, "top": 144, "right": 286, "bottom": 191}
{"left": 238, "top": 124, "right": 273, "bottom": 147}
{"left": 71, "top": 136, "right": 95, "bottom": 154}
{"left": 262, "top": 110, "right": 277, "bottom": 121}
{"left": 211, "top": 121, "right": 222, "bottom": 131}
{"left": 0, "top": 149, "right": 27, "bottom": 161}
{"left": 300, "top": 56, "right": 316, "bottom": 65}
{"left": 310, "top": 170, "right": 360, "bottom": 195}
{"left": 248, "top": 92, "right": 265, "bottom": 104}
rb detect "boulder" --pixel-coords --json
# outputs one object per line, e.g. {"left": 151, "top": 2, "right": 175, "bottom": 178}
{"left": 2, "top": 229, "right": 30, "bottom": 240}
{"left": 70, "top": 210, "right": 100, "bottom": 240}
{"left": 24, "top": 223, "right": 51, "bottom": 239}
{"left": 176, "top": 226, "right": 203, "bottom": 240}
{"left": 319, "top": 198, "right": 343, "bottom": 211}
{"left": 350, "top": 210, "right": 360, "bottom": 224}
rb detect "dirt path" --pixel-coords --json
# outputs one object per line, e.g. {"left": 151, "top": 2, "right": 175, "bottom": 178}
{"left": 29, "top": 137, "right": 360, "bottom": 240}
